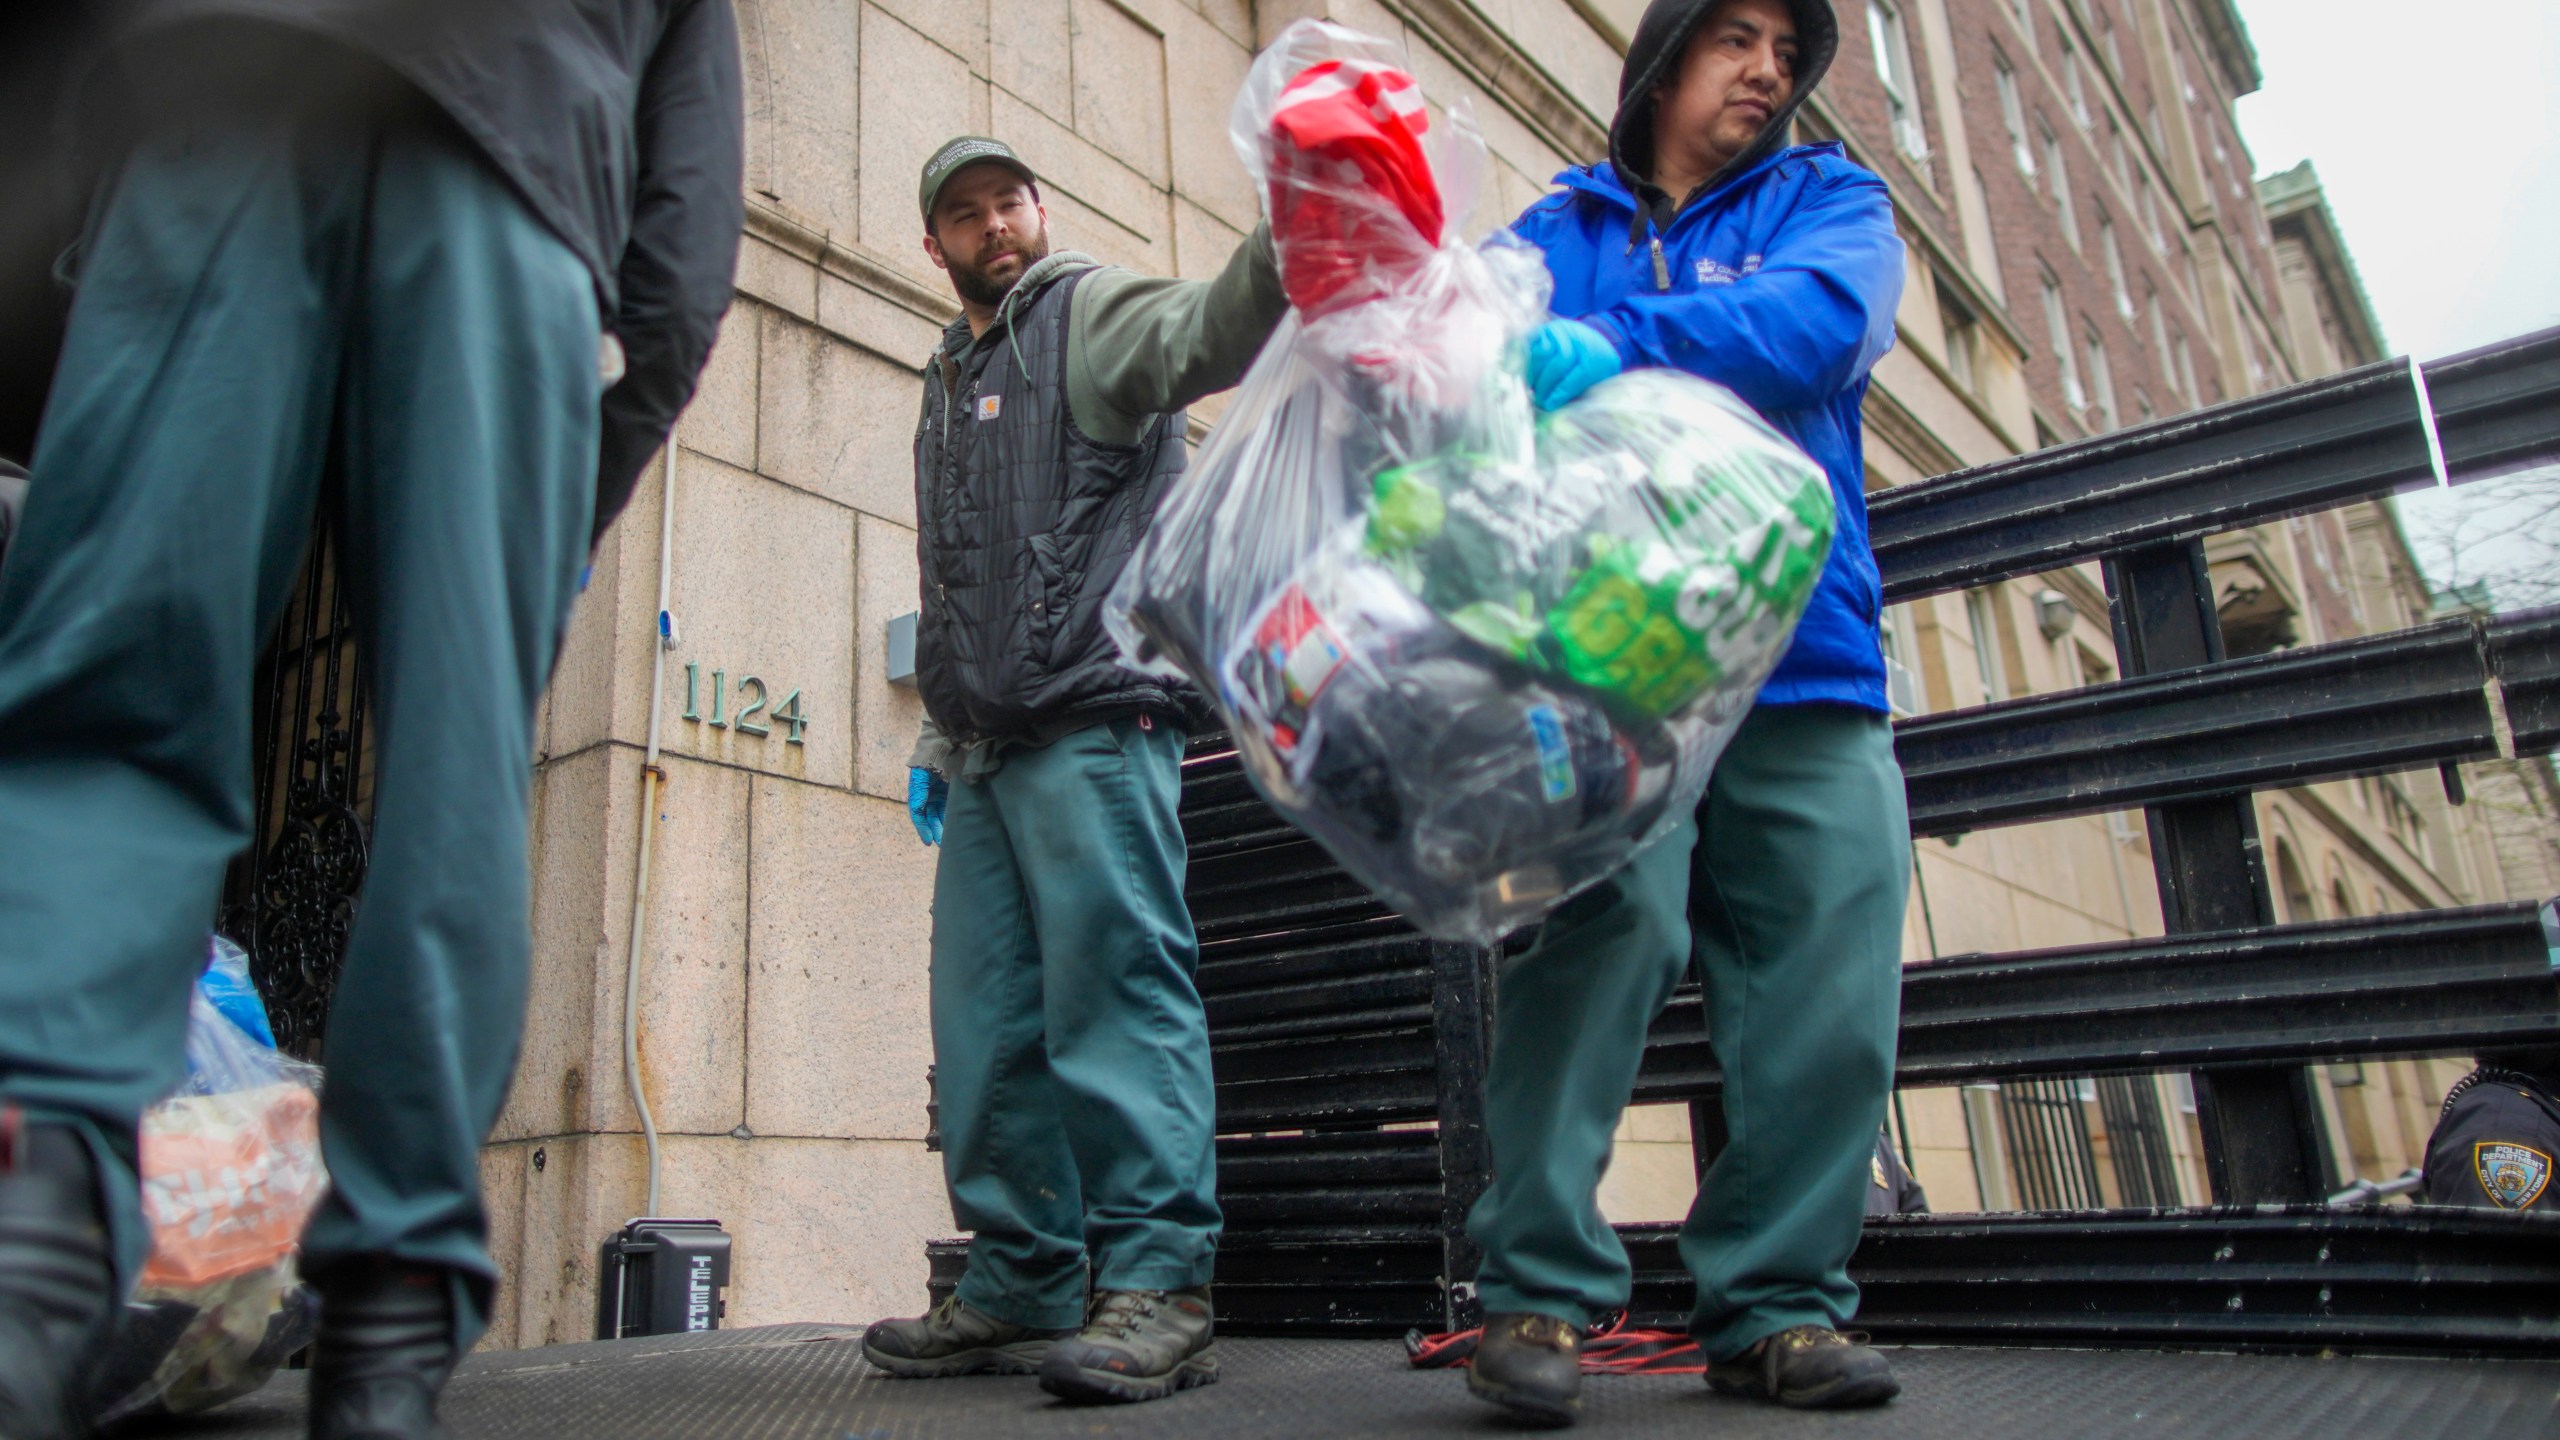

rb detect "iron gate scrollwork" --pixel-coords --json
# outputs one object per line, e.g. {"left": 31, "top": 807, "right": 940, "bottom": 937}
{"left": 216, "top": 520, "right": 373, "bottom": 1057}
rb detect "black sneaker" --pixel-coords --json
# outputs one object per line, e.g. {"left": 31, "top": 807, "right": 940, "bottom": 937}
{"left": 307, "top": 1256, "right": 464, "bottom": 1440}
{"left": 862, "top": 1295, "right": 1074, "bottom": 1378}
{"left": 1706, "top": 1324, "right": 1899, "bottom": 1408}
{"left": 0, "top": 1110, "right": 114, "bottom": 1440}
{"left": 1037, "top": 1286, "right": 1218, "bottom": 1404}
{"left": 1464, "top": 1312, "right": 1584, "bottom": 1427}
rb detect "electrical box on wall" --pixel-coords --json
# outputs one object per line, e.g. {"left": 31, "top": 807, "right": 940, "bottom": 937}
{"left": 596, "top": 1218, "right": 731, "bottom": 1340}
{"left": 886, "top": 611, "right": 918, "bottom": 688}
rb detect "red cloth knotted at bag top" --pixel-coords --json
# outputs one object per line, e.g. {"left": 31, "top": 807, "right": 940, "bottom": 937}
{"left": 1264, "top": 58, "right": 1445, "bottom": 316}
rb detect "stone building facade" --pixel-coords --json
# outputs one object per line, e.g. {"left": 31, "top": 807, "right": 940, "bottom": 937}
{"left": 471, "top": 0, "right": 2552, "bottom": 1349}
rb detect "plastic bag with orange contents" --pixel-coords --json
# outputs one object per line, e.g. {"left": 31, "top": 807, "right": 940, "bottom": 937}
{"left": 92, "top": 939, "right": 326, "bottom": 1423}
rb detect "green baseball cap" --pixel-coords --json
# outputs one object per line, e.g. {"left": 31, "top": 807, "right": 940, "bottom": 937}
{"left": 919, "top": 135, "right": 1037, "bottom": 219}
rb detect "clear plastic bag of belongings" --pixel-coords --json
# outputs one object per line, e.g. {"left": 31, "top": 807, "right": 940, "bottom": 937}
{"left": 1105, "top": 19, "right": 1833, "bottom": 944}
{"left": 91, "top": 937, "right": 326, "bottom": 1425}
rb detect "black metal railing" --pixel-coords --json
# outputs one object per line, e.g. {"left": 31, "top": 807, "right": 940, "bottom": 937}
{"left": 926, "top": 325, "right": 2560, "bottom": 1349}
{"left": 217, "top": 520, "right": 374, "bottom": 1057}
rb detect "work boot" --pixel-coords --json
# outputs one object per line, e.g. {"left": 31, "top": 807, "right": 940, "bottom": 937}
{"left": 306, "top": 1257, "right": 463, "bottom": 1440}
{"left": 1706, "top": 1324, "right": 1899, "bottom": 1408}
{"left": 861, "top": 1295, "right": 1075, "bottom": 1378}
{"left": 0, "top": 1108, "right": 116, "bottom": 1440}
{"left": 1464, "top": 1311, "right": 1584, "bottom": 1427}
{"left": 1037, "top": 1286, "right": 1218, "bottom": 1404}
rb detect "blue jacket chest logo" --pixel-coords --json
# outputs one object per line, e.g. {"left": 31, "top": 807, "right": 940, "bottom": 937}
{"left": 1695, "top": 254, "right": 1764, "bottom": 287}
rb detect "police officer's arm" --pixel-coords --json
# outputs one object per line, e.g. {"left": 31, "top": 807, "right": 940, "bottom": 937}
{"left": 1572, "top": 161, "right": 1904, "bottom": 416}
{"left": 2423, "top": 1075, "right": 2560, "bottom": 1210}
{"left": 1066, "top": 222, "right": 1288, "bottom": 447}
{"left": 591, "top": 0, "right": 747, "bottom": 543}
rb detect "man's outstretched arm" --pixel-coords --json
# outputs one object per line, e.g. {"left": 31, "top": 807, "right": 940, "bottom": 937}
{"left": 1067, "top": 222, "right": 1288, "bottom": 445}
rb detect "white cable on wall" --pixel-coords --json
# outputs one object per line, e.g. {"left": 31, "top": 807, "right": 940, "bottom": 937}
{"left": 623, "top": 433, "right": 680, "bottom": 1217}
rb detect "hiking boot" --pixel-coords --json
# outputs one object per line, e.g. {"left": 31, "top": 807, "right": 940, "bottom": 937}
{"left": 1706, "top": 1324, "right": 1899, "bottom": 1408}
{"left": 307, "top": 1257, "right": 464, "bottom": 1440}
{"left": 1464, "top": 1311, "right": 1584, "bottom": 1427}
{"left": 862, "top": 1295, "right": 1074, "bottom": 1378}
{"left": 0, "top": 1109, "right": 115, "bottom": 1440}
{"left": 1037, "top": 1286, "right": 1218, "bottom": 1404}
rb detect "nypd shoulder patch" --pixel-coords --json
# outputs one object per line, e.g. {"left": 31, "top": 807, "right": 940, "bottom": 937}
{"left": 2474, "top": 1140, "right": 2553, "bottom": 1209}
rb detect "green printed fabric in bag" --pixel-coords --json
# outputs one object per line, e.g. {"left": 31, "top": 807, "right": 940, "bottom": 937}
{"left": 1361, "top": 369, "right": 1832, "bottom": 720}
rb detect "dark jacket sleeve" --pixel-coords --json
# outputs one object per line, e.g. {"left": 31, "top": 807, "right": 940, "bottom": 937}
{"left": 591, "top": 0, "right": 745, "bottom": 542}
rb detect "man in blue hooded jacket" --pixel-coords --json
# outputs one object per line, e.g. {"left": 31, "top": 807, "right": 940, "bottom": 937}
{"left": 1457, "top": 0, "right": 1910, "bottom": 1423}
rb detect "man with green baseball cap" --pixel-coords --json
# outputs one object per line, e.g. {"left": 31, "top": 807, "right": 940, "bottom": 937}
{"left": 861, "top": 136, "right": 1286, "bottom": 1406}
{"left": 917, "top": 135, "right": 1038, "bottom": 217}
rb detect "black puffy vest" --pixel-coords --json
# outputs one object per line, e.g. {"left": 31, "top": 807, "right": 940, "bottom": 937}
{"left": 912, "top": 265, "right": 1207, "bottom": 744}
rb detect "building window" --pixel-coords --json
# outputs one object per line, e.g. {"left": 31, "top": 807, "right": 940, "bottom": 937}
{"left": 2135, "top": 388, "right": 2154, "bottom": 424}
{"left": 2108, "top": 113, "right": 2131, "bottom": 193}
{"left": 2043, "top": 273, "right": 2086, "bottom": 412}
{"left": 1995, "top": 54, "right": 2037, "bottom": 177}
{"left": 2008, "top": 0, "right": 2035, "bottom": 47}
{"left": 1966, "top": 589, "right": 2009, "bottom": 703}
{"left": 2041, "top": 120, "right": 2079, "bottom": 248}
{"left": 1868, "top": 0, "right": 1930, "bottom": 161}
{"left": 1969, "top": 170, "right": 2010, "bottom": 304}
{"left": 1940, "top": 283, "right": 1981, "bottom": 393}
{"left": 2172, "top": 43, "right": 2196, "bottom": 105}
{"left": 2061, "top": 37, "right": 2092, "bottom": 127}
{"left": 2085, "top": 327, "right": 2119, "bottom": 429}
{"left": 1880, "top": 603, "right": 1924, "bottom": 715}
{"left": 2145, "top": 102, "right": 2165, "bottom": 152}
{"left": 2099, "top": 213, "right": 2132, "bottom": 318}
{"left": 2173, "top": 329, "right": 2199, "bottom": 405}
{"left": 2275, "top": 841, "right": 2316, "bottom": 922}
{"left": 2146, "top": 284, "right": 2175, "bottom": 385}
{"left": 2137, "top": 170, "right": 2163, "bottom": 252}
{"left": 2099, "top": 10, "right": 2123, "bottom": 74}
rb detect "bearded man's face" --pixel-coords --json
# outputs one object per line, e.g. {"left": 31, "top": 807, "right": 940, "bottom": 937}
{"left": 925, "top": 165, "right": 1051, "bottom": 308}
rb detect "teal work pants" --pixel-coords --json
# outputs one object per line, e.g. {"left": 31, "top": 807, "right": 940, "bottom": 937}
{"left": 1466, "top": 705, "right": 1909, "bottom": 1360}
{"left": 0, "top": 80, "right": 600, "bottom": 1345}
{"left": 930, "top": 716, "right": 1221, "bottom": 1329}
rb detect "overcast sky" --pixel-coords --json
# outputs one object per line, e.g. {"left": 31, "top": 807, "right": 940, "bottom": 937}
{"left": 2231, "top": 0, "right": 2560, "bottom": 590}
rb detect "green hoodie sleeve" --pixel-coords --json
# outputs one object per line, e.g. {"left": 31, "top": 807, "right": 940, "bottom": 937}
{"left": 1065, "top": 220, "right": 1287, "bottom": 447}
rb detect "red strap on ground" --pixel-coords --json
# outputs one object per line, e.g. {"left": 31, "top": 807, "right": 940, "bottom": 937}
{"left": 1403, "top": 1310, "right": 1708, "bottom": 1375}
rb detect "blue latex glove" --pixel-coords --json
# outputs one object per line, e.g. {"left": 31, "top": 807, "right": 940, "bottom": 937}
{"left": 1523, "top": 317, "right": 1623, "bottom": 411}
{"left": 908, "top": 766, "right": 948, "bottom": 846}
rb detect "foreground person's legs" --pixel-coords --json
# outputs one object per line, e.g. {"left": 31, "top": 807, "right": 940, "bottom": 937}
{"left": 300, "top": 97, "right": 600, "bottom": 1439}
{"left": 0, "top": 75, "right": 352, "bottom": 1439}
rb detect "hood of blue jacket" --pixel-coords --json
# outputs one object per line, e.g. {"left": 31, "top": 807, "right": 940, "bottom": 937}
{"left": 1610, "top": 0, "right": 1842, "bottom": 231}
